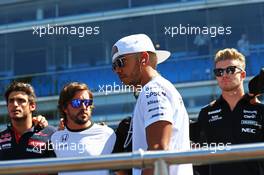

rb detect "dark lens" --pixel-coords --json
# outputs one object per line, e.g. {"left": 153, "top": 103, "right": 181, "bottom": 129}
{"left": 117, "top": 59, "right": 124, "bottom": 67}
{"left": 112, "top": 62, "right": 117, "bottom": 70}
{"left": 112, "top": 57, "right": 125, "bottom": 71}
{"left": 83, "top": 99, "right": 93, "bottom": 107}
{"left": 226, "top": 66, "right": 236, "bottom": 75}
{"left": 71, "top": 99, "right": 81, "bottom": 108}
{"left": 214, "top": 68, "right": 224, "bottom": 77}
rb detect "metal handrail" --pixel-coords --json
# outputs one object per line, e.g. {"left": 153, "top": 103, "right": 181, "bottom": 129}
{"left": 0, "top": 143, "right": 264, "bottom": 174}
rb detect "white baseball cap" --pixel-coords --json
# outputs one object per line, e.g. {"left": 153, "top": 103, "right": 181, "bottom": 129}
{"left": 111, "top": 34, "right": 171, "bottom": 64}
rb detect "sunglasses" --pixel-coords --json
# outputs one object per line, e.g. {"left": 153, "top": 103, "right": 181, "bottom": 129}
{"left": 213, "top": 66, "right": 243, "bottom": 77}
{"left": 70, "top": 99, "right": 93, "bottom": 108}
{"left": 112, "top": 56, "right": 126, "bottom": 71}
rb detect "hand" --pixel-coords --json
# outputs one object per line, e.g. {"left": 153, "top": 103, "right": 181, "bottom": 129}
{"left": 58, "top": 118, "right": 65, "bottom": 130}
{"left": 32, "top": 115, "right": 48, "bottom": 129}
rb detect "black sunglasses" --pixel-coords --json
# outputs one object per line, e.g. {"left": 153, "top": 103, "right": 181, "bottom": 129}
{"left": 112, "top": 56, "right": 126, "bottom": 71}
{"left": 71, "top": 99, "right": 93, "bottom": 108}
{"left": 213, "top": 66, "right": 243, "bottom": 77}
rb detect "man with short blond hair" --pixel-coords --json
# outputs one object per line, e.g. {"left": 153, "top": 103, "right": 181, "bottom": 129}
{"left": 197, "top": 48, "right": 264, "bottom": 175}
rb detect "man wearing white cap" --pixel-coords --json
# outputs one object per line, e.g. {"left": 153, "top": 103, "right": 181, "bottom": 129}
{"left": 112, "top": 34, "right": 193, "bottom": 175}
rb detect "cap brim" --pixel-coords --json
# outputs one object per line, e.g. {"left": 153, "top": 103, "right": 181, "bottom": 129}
{"left": 156, "top": 50, "right": 171, "bottom": 64}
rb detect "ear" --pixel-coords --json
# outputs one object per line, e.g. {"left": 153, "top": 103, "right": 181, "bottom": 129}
{"left": 63, "top": 108, "right": 68, "bottom": 115}
{"left": 30, "top": 102, "right": 36, "bottom": 112}
{"left": 241, "top": 70, "right": 246, "bottom": 79}
{"left": 141, "top": 52, "right": 149, "bottom": 65}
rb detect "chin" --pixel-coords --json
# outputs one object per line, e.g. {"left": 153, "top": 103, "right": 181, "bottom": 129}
{"left": 11, "top": 116, "right": 26, "bottom": 121}
{"left": 78, "top": 116, "right": 90, "bottom": 123}
{"left": 121, "top": 80, "right": 129, "bottom": 85}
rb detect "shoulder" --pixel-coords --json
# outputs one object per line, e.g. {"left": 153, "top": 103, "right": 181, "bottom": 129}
{"left": 0, "top": 127, "right": 11, "bottom": 136}
{"left": 51, "top": 129, "right": 68, "bottom": 140}
{"left": 40, "top": 125, "right": 57, "bottom": 134}
{"left": 198, "top": 99, "right": 219, "bottom": 120}
{"left": 142, "top": 76, "right": 173, "bottom": 99}
{"left": 93, "top": 123, "right": 115, "bottom": 135}
{"left": 201, "top": 99, "right": 218, "bottom": 111}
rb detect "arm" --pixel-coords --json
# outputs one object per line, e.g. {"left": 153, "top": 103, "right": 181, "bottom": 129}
{"left": 142, "top": 121, "right": 172, "bottom": 175}
{"left": 146, "top": 121, "right": 172, "bottom": 150}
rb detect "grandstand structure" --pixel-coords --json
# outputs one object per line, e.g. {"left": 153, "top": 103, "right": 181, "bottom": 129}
{"left": 0, "top": 0, "right": 263, "bottom": 128}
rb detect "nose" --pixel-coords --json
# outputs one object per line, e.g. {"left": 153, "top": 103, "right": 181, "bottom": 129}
{"left": 12, "top": 100, "right": 19, "bottom": 106}
{"left": 222, "top": 71, "right": 230, "bottom": 77}
{"left": 80, "top": 102, "right": 88, "bottom": 109}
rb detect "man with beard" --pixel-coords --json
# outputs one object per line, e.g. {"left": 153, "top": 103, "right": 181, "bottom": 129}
{"left": 196, "top": 48, "right": 264, "bottom": 175}
{"left": 0, "top": 82, "right": 56, "bottom": 163}
{"left": 51, "top": 82, "right": 116, "bottom": 175}
{"left": 112, "top": 34, "right": 193, "bottom": 175}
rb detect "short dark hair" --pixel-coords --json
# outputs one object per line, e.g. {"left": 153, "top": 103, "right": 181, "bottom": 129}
{"left": 5, "top": 82, "right": 36, "bottom": 104}
{"left": 58, "top": 82, "right": 93, "bottom": 119}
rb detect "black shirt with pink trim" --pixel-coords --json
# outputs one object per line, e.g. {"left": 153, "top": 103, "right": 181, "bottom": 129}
{"left": 197, "top": 94, "right": 264, "bottom": 175}
{"left": 0, "top": 124, "right": 56, "bottom": 160}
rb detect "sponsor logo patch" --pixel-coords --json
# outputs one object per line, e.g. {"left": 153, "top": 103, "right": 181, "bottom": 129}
{"left": 209, "top": 115, "right": 222, "bottom": 122}
{"left": 241, "top": 128, "right": 256, "bottom": 134}
{"left": 208, "top": 109, "right": 221, "bottom": 115}
{"left": 151, "top": 113, "right": 164, "bottom": 118}
{"left": 147, "top": 100, "right": 160, "bottom": 105}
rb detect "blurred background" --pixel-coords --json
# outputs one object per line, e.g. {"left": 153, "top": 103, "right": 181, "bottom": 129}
{"left": 0, "top": 0, "right": 263, "bottom": 129}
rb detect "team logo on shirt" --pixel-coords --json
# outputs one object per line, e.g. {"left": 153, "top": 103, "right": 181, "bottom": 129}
{"left": 241, "top": 128, "right": 256, "bottom": 134}
{"left": 34, "top": 131, "right": 48, "bottom": 137}
{"left": 28, "top": 139, "right": 46, "bottom": 147}
{"left": 146, "top": 91, "right": 161, "bottom": 98}
{"left": 151, "top": 113, "right": 164, "bottom": 118}
{"left": 208, "top": 109, "right": 221, "bottom": 115}
{"left": 148, "top": 106, "right": 165, "bottom": 112}
{"left": 243, "top": 110, "right": 257, "bottom": 119}
{"left": 61, "top": 134, "right": 69, "bottom": 142}
{"left": 1, "top": 143, "right": 11, "bottom": 150}
{"left": 208, "top": 115, "right": 223, "bottom": 122}
{"left": 147, "top": 100, "right": 160, "bottom": 105}
{"left": 208, "top": 109, "right": 222, "bottom": 122}
{"left": 146, "top": 90, "right": 166, "bottom": 98}
{"left": 241, "top": 120, "right": 261, "bottom": 127}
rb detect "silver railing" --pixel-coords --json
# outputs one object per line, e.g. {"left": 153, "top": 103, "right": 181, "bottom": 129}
{"left": 0, "top": 143, "right": 264, "bottom": 175}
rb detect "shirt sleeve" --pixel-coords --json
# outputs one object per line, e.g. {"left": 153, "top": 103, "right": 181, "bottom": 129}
{"left": 102, "top": 128, "right": 116, "bottom": 154}
{"left": 141, "top": 86, "right": 173, "bottom": 128}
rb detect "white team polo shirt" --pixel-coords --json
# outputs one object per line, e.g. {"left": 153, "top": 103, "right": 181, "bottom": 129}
{"left": 51, "top": 123, "right": 116, "bottom": 175}
{"left": 133, "top": 76, "right": 193, "bottom": 175}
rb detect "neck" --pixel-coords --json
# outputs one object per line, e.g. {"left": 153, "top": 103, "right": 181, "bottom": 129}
{"left": 222, "top": 86, "right": 244, "bottom": 110}
{"left": 67, "top": 120, "right": 92, "bottom": 131}
{"left": 11, "top": 117, "right": 33, "bottom": 135}
{"left": 140, "top": 67, "right": 159, "bottom": 86}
